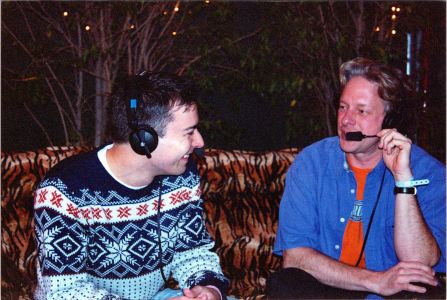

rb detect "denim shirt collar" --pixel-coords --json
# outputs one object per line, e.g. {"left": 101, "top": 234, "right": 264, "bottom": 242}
{"left": 340, "top": 152, "right": 387, "bottom": 176}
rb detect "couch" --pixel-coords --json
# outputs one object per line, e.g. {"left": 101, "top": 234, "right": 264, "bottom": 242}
{"left": 1, "top": 146, "right": 299, "bottom": 300}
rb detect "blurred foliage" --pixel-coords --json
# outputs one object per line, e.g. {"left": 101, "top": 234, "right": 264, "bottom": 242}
{"left": 183, "top": 1, "right": 445, "bottom": 160}
{"left": 2, "top": 1, "right": 445, "bottom": 161}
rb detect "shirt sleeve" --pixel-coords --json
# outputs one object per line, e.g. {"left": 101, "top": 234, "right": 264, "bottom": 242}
{"left": 34, "top": 184, "right": 121, "bottom": 300}
{"left": 412, "top": 151, "right": 446, "bottom": 272}
{"left": 273, "top": 149, "right": 320, "bottom": 255}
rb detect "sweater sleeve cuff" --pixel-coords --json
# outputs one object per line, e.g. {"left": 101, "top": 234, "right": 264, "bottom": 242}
{"left": 186, "top": 270, "right": 229, "bottom": 299}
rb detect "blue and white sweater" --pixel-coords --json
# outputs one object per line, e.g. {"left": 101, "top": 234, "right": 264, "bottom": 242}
{"left": 34, "top": 146, "right": 229, "bottom": 300}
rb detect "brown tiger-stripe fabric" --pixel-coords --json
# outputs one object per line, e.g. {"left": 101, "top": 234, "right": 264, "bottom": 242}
{"left": 196, "top": 149, "right": 298, "bottom": 298}
{"left": 1, "top": 147, "right": 298, "bottom": 299}
{"left": 1, "top": 146, "right": 91, "bottom": 300}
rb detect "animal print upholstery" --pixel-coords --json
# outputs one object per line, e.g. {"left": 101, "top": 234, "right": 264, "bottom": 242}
{"left": 1, "top": 146, "right": 92, "bottom": 300}
{"left": 197, "top": 149, "right": 298, "bottom": 298}
{"left": 1, "top": 146, "right": 299, "bottom": 299}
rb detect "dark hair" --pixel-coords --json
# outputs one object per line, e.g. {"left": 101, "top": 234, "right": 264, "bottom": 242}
{"left": 107, "top": 72, "right": 198, "bottom": 143}
{"left": 339, "top": 57, "right": 418, "bottom": 138}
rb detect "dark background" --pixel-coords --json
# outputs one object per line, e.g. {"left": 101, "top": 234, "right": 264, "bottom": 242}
{"left": 2, "top": 2, "right": 445, "bottom": 162}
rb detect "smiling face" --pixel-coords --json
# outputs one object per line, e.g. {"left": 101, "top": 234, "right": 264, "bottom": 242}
{"left": 337, "top": 76, "right": 387, "bottom": 161}
{"left": 148, "top": 103, "right": 204, "bottom": 176}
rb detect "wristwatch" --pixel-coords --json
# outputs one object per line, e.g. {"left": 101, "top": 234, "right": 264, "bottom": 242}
{"left": 394, "top": 186, "right": 417, "bottom": 195}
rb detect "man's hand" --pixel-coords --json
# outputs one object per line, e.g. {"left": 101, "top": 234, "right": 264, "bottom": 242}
{"left": 377, "top": 129, "right": 413, "bottom": 181}
{"left": 170, "top": 285, "right": 221, "bottom": 300}
{"left": 371, "top": 261, "right": 438, "bottom": 296}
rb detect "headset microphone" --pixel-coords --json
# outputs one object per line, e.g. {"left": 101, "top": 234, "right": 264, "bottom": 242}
{"left": 345, "top": 131, "right": 377, "bottom": 141}
{"left": 193, "top": 147, "right": 205, "bottom": 158}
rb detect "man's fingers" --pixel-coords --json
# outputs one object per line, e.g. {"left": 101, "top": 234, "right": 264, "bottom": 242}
{"left": 382, "top": 135, "right": 411, "bottom": 154}
{"left": 378, "top": 128, "right": 411, "bottom": 152}
{"left": 402, "top": 282, "right": 427, "bottom": 294}
{"left": 399, "top": 274, "right": 438, "bottom": 286}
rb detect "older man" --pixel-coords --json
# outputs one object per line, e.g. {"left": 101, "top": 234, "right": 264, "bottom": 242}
{"left": 268, "top": 57, "right": 445, "bottom": 299}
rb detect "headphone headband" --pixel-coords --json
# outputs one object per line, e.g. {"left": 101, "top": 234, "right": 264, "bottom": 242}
{"left": 128, "top": 98, "right": 138, "bottom": 130}
{"left": 127, "top": 96, "right": 158, "bottom": 158}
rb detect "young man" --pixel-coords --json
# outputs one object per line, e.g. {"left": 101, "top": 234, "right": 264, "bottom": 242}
{"left": 267, "top": 58, "right": 445, "bottom": 299}
{"left": 34, "top": 72, "right": 229, "bottom": 300}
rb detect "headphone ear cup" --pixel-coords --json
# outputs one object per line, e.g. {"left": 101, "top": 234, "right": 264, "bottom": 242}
{"left": 382, "top": 108, "right": 402, "bottom": 130}
{"left": 129, "top": 126, "right": 159, "bottom": 157}
{"left": 382, "top": 114, "right": 393, "bottom": 129}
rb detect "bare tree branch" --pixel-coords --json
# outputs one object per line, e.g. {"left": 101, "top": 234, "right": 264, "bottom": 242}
{"left": 177, "top": 25, "right": 264, "bottom": 75}
{"left": 24, "top": 103, "right": 54, "bottom": 147}
{"left": 44, "top": 77, "right": 70, "bottom": 144}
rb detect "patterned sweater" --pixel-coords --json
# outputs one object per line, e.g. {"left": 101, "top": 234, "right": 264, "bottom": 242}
{"left": 34, "top": 146, "right": 228, "bottom": 300}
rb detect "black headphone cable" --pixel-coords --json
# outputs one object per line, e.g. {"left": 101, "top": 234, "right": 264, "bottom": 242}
{"left": 157, "top": 179, "right": 169, "bottom": 285}
{"left": 355, "top": 167, "right": 387, "bottom": 267}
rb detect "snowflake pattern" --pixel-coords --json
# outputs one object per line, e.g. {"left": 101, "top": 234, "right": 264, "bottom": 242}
{"left": 34, "top": 153, "right": 228, "bottom": 298}
{"left": 37, "top": 189, "right": 48, "bottom": 204}
{"left": 169, "top": 189, "right": 192, "bottom": 205}
{"left": 50, "top": 190, "right": 63, "bottom": 207}
{"left": 36, "top": 222, "right": 64, "bottom": 264}
{"left": 136, "top": 204, "right": 149, "bottom": 216}
{"left": 99, "top": 233, "right": 137, "bottom": 268}
{"left": 35, "top": 212, "right": 88, "bottom": 272}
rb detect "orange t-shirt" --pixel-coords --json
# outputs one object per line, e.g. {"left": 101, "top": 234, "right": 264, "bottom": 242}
{"left": 339, "top": 165, "right": 372, "bottom": 268}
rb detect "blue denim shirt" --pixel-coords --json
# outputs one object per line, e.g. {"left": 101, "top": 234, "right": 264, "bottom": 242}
{"left": 274, "top": 136, "right": 446, "bottom": 272}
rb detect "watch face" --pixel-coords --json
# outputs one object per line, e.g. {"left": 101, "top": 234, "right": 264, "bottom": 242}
{"left": 394, "top": 186, "right": 417, "bottom": 195}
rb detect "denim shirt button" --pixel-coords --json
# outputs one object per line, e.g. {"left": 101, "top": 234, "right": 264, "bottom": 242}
{"left": 350, "top": 189, "right": 355, "bottom": 194}
{"left": 335, "top": 244, "right": 340, "bottom": 250}
{"left": 340, "top": 217, "right": 346, "bottom": 223}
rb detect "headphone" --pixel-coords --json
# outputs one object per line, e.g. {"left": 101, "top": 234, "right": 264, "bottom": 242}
{"left": 382, "top": 104, "right": 403, "bottom": 130}
{"left": 381, "top": 79, "right": 410, "bottom": 133}
{"left": 127, "top": 97, "right": 158, "bottom": 158}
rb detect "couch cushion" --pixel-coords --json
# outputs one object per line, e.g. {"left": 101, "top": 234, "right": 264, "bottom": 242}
{"left": 1, "top": 147, "right": 298, "bottom": 299}
{"left": 1, "top": 146, "right": 91, "bottom": 299}
{"left": 195, "top": 149, "right": 298, "bottom": 298}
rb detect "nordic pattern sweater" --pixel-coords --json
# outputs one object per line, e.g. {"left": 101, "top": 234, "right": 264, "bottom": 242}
{"left": 34, "top": 147, "right": 228, "bottom": 300}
